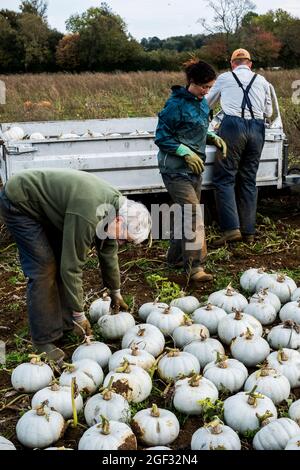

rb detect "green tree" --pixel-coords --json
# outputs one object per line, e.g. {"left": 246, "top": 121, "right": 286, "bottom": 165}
{"left": 17, "top": 12, "right": 51, "bottom": 71}
{"left": 65, "top": 3, "right": 143, "bottom": 71}
{"left": 0, "top": 13, "right": 24, "bottom": 72}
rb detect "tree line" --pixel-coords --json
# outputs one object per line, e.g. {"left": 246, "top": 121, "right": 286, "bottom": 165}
{"left": 0, "top": 0, "right": 300, "bottom": 73}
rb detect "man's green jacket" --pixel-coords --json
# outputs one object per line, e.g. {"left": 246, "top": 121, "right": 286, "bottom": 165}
{"left": 5, "top": 169, "right": 126, "bottom": 312}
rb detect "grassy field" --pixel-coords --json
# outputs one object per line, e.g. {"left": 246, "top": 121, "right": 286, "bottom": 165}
{"left": 0, "top": 69, "right": 299, "bottom": 160}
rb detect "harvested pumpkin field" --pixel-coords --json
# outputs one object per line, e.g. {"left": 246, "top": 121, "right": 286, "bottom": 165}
{"left": 1, "top": 189, "right": 300, "bottom": 451}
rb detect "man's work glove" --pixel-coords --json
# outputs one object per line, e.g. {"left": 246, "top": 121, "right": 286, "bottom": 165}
{"left": 206, "top": 131, "right": 227, "bottom": 159}
{"left": 176, "top": 144, "right": 205, "bottom": 175}
{"left": 111, "top": 289, "right": 129, "bottom": 312}
{"left": 72, "top": 312, "right": 92, "bottom": 336}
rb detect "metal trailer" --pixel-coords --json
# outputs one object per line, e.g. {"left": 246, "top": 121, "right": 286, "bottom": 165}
{"left": 0, "top": 85, "right": 296, "bottom": 194}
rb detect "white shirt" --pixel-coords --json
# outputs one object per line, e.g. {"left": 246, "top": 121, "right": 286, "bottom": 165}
{"left": 207, "top": 65, "right": 273, "bottom": 119}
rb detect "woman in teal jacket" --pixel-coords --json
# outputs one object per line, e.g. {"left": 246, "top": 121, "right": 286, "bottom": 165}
{"left": 155, "top": 59, "right": 227, "bottom": 282}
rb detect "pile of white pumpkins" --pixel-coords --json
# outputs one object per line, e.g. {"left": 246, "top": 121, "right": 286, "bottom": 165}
{"left": 2, "top": 268, "right": 300, "bottom": 451}
{"left": 1, "top": 126, "right": 150, "bottom": 142}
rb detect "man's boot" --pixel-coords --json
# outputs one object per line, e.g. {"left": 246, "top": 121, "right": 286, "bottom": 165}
{"left": 211, "top": 229, "right": 242, "bottom": 247}
{"left": 33, "top": 342, "right": 65, "bottom": 363}
{"left": 190, "top": 267, "right": 213, "bottom": 282}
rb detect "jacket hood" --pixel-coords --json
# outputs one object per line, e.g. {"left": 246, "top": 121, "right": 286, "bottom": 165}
{"left": 171, "top": 85, "right": 201, "bottom": 101}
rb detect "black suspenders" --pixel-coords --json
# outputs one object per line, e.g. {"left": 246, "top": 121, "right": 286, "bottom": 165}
{"left": 231, "top": 71, "right": 258, "bottom": 119}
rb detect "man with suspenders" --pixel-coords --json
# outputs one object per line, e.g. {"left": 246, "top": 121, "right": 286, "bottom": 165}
{"left": 207, "top": 49, "right": 273, "bottom": 246}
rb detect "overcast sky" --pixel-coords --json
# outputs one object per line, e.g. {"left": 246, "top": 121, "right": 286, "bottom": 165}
{"left": 1, "top": 0, "right": 300, "bottom": 39}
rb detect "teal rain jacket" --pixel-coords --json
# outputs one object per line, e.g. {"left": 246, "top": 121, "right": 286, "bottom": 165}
{"left": 155, "top": 85, "right": 211, "bottom": 174}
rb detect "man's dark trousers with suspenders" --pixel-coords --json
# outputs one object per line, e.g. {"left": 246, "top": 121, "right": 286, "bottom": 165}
{"left": 212, "top": 72, "right": 265, "bottom": 236}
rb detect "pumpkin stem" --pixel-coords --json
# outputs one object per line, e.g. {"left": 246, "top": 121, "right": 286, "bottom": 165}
{"left": 225, "top": 283, "right": 234, "bottom": 297}
{"left": 283, "top": 320, "right": 300, "bottom": 333}
{"left": 166, "top": 347, "right": 180, "bottom": 357}
{"left": 102, "top": 292, "right": 110, "bottom": 302}
{"left": 28, "top": 353, "right": 45, "bottom": 365}
{"left": 163, "top": 307, "right": 171, "bottom": 315}
{"left": 257, "top": 267, "right": 265, "bottom": 274}
{"left": 206, "top": 417, "right": 223, "bottom": 435}
{"left": 130, "top": 344, "right": 140, "bottom": 356}
{"left": 62, "top": 362, "right": 76, "bottom": 372}
{"left": 216, "top": 352, "right": 228, "bottom": 368}
{"left": 205, "top": 303, "right": 213, "bottom": 311}
{"left": 233, "top": 309, "right": 243, "bottom": 320}
{"left": 137, "top": 327, "right": 146, "bottom": 337}
{"left": 259, "top": 366, "right": 275, "bottom": 377}
{"left": 183, "top": 314, "right": 193, "bottom": 326}
{"left": 199, "top": 330, "right": 208, "bottom": 341}
{"left": 277, "top": 274, "right": 286, "bottom": 283}
{"left": 100, "top": 415, "right": 110, "bottom": 435}
{"left": 256, "top": 410, "right": 274, "bottom": 426}
{"left": 244, "top": 327, "right": 254, "bottom": 340}
{"left": 85, "top": 335, "right": 94, "bottom": 345}
{"left": 188, "top": 374, "right": 202, "bottom": 387}
{"left": 150, "top": 404, "right": 160, "bottom": 417}
{"left": 246, "top": 385, "right": 264, "bottom": 406}
{"left": 277, "top": 349, "right": 288, "bottom": 363}
{"left": 50, "top": 382, "right": 61, "bottom": 391}
{"left": 101, "top": 376, "right": 114, "bottom": 400}
{"left": 115, "top": 359, "right": 131, "bottom": 373}
{"left": 35, "top": 404, "right": 47, "bottom": 416}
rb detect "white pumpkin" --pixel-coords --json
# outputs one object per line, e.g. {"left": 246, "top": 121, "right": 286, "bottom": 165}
{"left": 172, "top": 318, "right": 209, "bottom": 348}
{"left": 72, "top": 338, "right": 112, "bottom": 368}
{"left": 223, "top": 388, "right": 277, "bottom": 434}
{"left": 11, "top": 356, "right": 53, "bottom": 393}
{"left": 244, "top": 367, "right": 290, "bottom": 404}
{"left": 157, "top": 350, "right": 200, "bottom": 382}
{"left": 267, "top": 349, "right": 300, "bottom": 388}
{"left": 59, "top": 359, "right": 103, "bottom": 394}
{"left": 291, "top": 288, "right": 300, "bottom": 302}
{"left": 244, "top": 299, "right": 277, "bottom": 325}
{"left": 45, "top": 447, "right": 73, "bottom": 450}
{"left": 267, "top": 321, "right": 300, "bottom": 350}
{"left": 170, "top": 295, "right": 200, "bottom": 314}
{"left": 280, "top": 301, "right": 300, "bottom": 324}
{"left": 173, "top": 375, "right": 218, "bottom": 415}
{"left": 0, "top": 436, "right": 16, "bottom": 450}
{"left": 138, "top": 300, "right": 168, "bottom": 321}
{"left": 217, "top": 310, "right": 262, "bottom": 345}
{"left": 289, "top": 399, "right": 300, "bottom": 425}
{"left": 191, "top": 419, "right": 241, "bottom": 450}
{"left": 203, "top": 355, "right": 248, "bottom": 393}
{"left": 208, "top": 284, "right": 248, "bottom": 313}
{"left": 285, "top": 435, "right": 300, "bottom": 450}
{"left": 256, "top": 273, "right": 297, "bottom": 303}
{"left": 3, "top": 126, "right": 25, "bottom": 141}
{"left": 103, "top": 362, "right": 152, "bottom": 403}
{"left": 147, "top": 306, "right": 185, "bottom": 336}
{"left": 78, "top": 417, "right": 137, "bottom": 450}
{"left": 132, "top": 404, "right": 179, "bottom": 446}
{"left": 146, "top": 446, "right": 171, "bottom": 450}
{"left": 121, "top": 324, "right": 165, "bottom": 358}
{"left": 31, "top": 383, "right": 83, "bottom": 419}
{"left": 108, "top": 345, "right": 155, "bottom": 371}
{"left": 230, "top": 329, "right": 270, "bottom": 367}
{"left": 184, "top": 336, "right": 225, "bottom": 369}
{"left": 191, "top": 303, "right": 227, "bottom": 335}
{"left": 253, "top": 418, "right": 300, "bottom": 450}
{"left": 29, "top": 132, "right": 45, "bottom": 140}
{"left": 59, "top": 133, "right": 80, "bottom": 139}
{"left": 89, "top": 293, "right": 111, "bottom": 322}
{"left": 250, "top": 289, "right": 281, "bottom": 314}
{"left": 98, "top": 311, "right": 135, "bottom": 340}
{"left": 240, "top": 267, "right": 266, "bottom": 293}
{"left": 84, "top": 382, "right": 130, "bottom": 426}
{"left": 16, "top": 405, "right": 65, "bottom": 448}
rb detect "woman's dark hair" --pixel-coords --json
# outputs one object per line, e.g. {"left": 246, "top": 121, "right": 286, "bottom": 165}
{"left": 183, "top": 59, "right": 216, "bottom": 85}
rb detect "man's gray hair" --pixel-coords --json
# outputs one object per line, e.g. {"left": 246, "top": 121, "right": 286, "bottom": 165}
{"left": 119, "top": 199, "right": 152, "bottom": 244}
